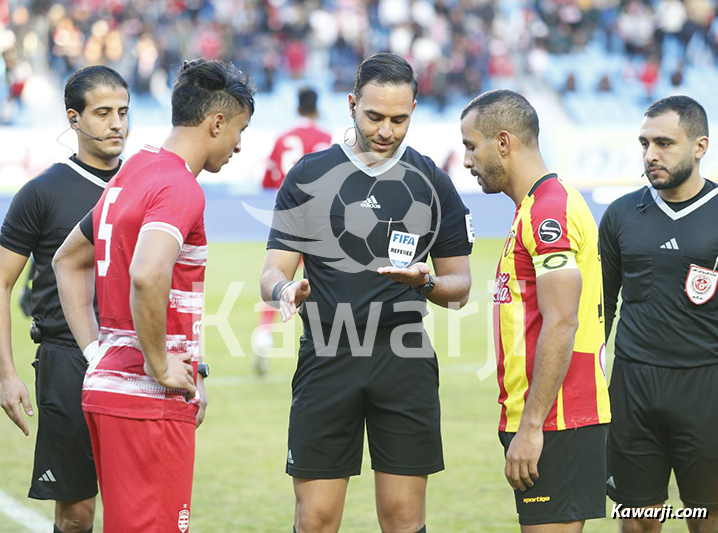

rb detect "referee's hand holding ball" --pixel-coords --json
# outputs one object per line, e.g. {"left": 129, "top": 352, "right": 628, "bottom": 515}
{"left": 279, "top": 279, "right": 311, "bottom": 323}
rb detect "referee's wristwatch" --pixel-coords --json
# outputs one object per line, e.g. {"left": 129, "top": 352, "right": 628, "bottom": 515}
{"left": 197, "top": 362, "right": 210, "bottom": 379}
{"left": 413, "top": 274, "right": 435, "bottom": 296}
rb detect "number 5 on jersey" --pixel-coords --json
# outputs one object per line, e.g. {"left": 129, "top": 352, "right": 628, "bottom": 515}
{"left": 97, "top": 187, "right": 122, "bottom": 277}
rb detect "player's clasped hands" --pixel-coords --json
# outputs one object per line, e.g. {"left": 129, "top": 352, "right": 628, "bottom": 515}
{"left": 279, "top": 279, "right": 311, "bottom": 323}
{"left": 0, "top": 374, "right": 34, "bottom": 436}
{"left": 504, "top": 426, "right": 543, "bottom": 492}
{"left": 143, "top": 352, "right": 197, "bottom": 395}
{"left": 377, "top": 261, "right": 431, "bottom": 288}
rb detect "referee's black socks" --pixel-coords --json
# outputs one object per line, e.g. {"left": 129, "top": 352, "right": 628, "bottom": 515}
{"left": 53, "top": 526, "right": 92, "bottom": 533}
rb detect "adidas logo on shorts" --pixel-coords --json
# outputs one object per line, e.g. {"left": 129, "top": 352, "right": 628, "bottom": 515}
{"left": 38, "top": 470, "right": 56, "bottom": 482}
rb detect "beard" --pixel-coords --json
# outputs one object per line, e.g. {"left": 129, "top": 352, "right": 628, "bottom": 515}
{"left": 646, "top": 157, "right": 694, "bottom": 190}
{"left": 475, "top": 151, "right": 505, "bottom": 194}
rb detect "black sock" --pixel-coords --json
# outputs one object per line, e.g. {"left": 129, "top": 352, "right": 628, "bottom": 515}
{"left": 416, "top": 527, "right": 426, "bottom": 533}
{"left": 293, "top": 527, "right": 297, "bottom": 533}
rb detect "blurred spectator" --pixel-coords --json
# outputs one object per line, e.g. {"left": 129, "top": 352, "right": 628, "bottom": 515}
{"left": 597, "top": 73, "right": 613, "bottom": 93}
{"left": 1, "top": 0, "right": 718, "bottom": 117}
{"left": 563, "top": 72, "right": 577, "bottom": 93}
{"left": 617, "top": 1, "right": 656, "bottom": 58}
{"left": 655, "top": 0, "right": 688, "bottom": 57}
{"left": 670, "top": 63, "right": 684, "bottom": 91}
{"left": 639, "top": 55, "right": 661, "bottom": 100}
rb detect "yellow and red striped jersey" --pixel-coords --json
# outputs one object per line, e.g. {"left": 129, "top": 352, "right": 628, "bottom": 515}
{"left": 493, "top": 173, "right": 611, "bottom": 432}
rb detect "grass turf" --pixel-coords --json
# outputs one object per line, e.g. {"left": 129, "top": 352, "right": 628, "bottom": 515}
{"left": 0, "top": 241, "right": 686, "bottom": 532}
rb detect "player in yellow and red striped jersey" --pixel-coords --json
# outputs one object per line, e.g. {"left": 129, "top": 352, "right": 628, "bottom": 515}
{"left": 460, "top": 89, "right": 610, "bottom": 531}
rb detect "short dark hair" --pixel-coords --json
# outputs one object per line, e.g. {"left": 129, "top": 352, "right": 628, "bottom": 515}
{"left": 64, "top": 66, "right": 129, "bottom": 114}
{"left": 298, "top": 87, "right": 318, "bottom": 115}
{"left": 171, "top": 59, "right": 256, "bottom": 127}
{"left": 645, "top": 95, "right": 709, "bottom": 139}
{"left": 461, "top": 89, "right": 540, "bottom": 147}
{"left": 354, "top": 53, "right": 418, "bottom": 101}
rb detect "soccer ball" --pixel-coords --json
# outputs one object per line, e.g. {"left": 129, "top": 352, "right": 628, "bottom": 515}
{"left": 329, "top": 162, "right": 439, "bottom": 270}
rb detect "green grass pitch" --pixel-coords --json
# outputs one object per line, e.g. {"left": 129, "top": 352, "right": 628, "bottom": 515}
{"left": 0, "top": 241, "right": 685, "bottom": 532}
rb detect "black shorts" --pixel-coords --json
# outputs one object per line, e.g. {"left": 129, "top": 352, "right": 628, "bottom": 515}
{"left": 286, "top": 330, "right": 443, "bottom": 479}
{"left": 499, "top": 424, "right": 608, "bottom": 525}
{"left": 607, "top": 358, "right": 718, "bottom": 510}
{"left": 29, "top": 342, "right": 98, "bottom": 501}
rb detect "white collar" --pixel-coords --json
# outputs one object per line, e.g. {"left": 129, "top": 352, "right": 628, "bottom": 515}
{"left": 60, "top": 159, "right": 108, "bottom": 189}
{"left": 339, "top": 140, "right": 407, "bottom": 177}
{"left": 653, "top": 184, "right": 718, "bottom": 220}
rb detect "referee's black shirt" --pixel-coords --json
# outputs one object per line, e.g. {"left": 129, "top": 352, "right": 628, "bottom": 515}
{"left": 600, "top": 179, "right": 718, "bottom": 368}
{"left": 0, "top": 156, "right": 119, "bottom": 345}
{"left": 267, "top": 143, "right": 473, "bottom": 333}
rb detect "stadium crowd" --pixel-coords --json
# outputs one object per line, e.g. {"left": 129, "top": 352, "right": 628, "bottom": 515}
{"left": 2, "top": 0, "right": 718, "bottom": 122}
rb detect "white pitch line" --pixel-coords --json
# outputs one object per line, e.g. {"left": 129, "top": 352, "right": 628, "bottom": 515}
{"left": 0, "top": 488, "right": 53, "bottom": 532}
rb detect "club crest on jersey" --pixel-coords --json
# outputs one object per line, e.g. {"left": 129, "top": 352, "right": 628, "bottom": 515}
{"left": 389, "top": 230, "right": 419, "bottom": 268}
{"left": 685, "top": 264, "right": 718, "bottom": 305}
{"left": 178, "top": 506, "right": 190, "bottom": 532}
{"left": 538, "top": 219, "right": 562, "bottom": 244}
{"left": 494, "top": 272, "right": 513, "bottom": 304}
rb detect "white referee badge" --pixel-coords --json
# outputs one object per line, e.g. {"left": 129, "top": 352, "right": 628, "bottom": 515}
{"left": 389, "top": 230, "right": 419, "bottom": 268}
{"left": 685, "top": 264, "right": 718, "bottom": 305}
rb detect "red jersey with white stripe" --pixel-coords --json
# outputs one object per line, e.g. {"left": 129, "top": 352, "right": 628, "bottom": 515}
{"left": 83, "top": 145, "right": 206, "bottom": 423}
{"left": 262, "top": 120, "right": 332, "bottom": 189}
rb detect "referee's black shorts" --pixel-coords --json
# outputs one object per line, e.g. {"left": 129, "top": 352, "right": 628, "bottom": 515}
{"left": 286, "top": 328, "right": 444, "bottom": 479}
{"left": 607, "top": 358, "right": 718, "bottom": 510}
{"left": 499, "top": 424, "right": 608, "bottom": 525}
{"left": 29, "top": 342, "right": 97, "bottom": 501}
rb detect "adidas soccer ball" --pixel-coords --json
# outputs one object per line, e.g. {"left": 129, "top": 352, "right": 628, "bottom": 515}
{"left": 329, "top": 163, "right": 439, "bottom": 270}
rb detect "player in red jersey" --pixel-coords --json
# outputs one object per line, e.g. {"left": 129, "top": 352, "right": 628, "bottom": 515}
{"left": 255, "top": 88, "right": 332, "bottom": 374}
{"left": 262, "top": 87, "right": 332, "bottom": 189}
{"left": 52, "top": 59, "right": 255, "bottom": 533}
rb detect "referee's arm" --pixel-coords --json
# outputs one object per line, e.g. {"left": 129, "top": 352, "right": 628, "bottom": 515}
{"left": 598, "top": 208, "right": 622, "bottom": 341}
{"left": 260, "top": 249, "right": 310, "bottom": 323}
{"left": 504, "top": 267, "right": 582, "bottom": 492}
{"left": 0, "top": 246, "right": 34, "bottom": 436}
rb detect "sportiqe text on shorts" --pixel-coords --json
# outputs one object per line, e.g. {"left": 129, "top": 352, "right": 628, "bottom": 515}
{"left": 83, "top": 146, "right": 206, "bottom": 423}
{"left": 494, "top": 174, "right": 611, "bottom": 432}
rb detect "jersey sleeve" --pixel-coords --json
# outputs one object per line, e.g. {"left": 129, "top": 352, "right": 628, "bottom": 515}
{"left": 0, "top": 180, "right": 45, "bottom": 257}
{"left": 267, "top": 158, "right": 308, "bottom": 251}
{"left": 598, "top": 202, "right": 622, "bottom": 340}
{"left": 140, "top": 179, "right": 205, "bottom": 247}
{"left": 524, "top": 186, "right": 584, "bottom": 277}
{"left": 429, "top": 166, "right": 473, "bottom": 258}
{"left": 80, "top": 208, "right": 94, "bottom": 245}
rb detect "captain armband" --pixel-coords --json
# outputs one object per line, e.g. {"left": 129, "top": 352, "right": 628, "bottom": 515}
{"left": 532, "top": 251, "right": 578, "bottom": 277}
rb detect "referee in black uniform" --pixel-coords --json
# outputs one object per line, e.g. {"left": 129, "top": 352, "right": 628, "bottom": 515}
{"left": 600, "top": 96, "right": 718, "bottom": 533}
{"left": 0, "top": 66, "right": 129, "bottom": 533}
{"left": 260, "top": 53, "right": 473, "bottom": 533}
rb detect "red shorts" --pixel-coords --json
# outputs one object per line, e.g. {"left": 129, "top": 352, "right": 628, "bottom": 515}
{"left": 84, "top": 412, "right": 196, "bottom": 533}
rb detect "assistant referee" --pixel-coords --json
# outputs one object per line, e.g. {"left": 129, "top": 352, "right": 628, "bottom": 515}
{"left": 0, "top": 66, "right": 129, "bottom": 533}
{"left": 601, "top": 96, "right": 718, "bottom": 533}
